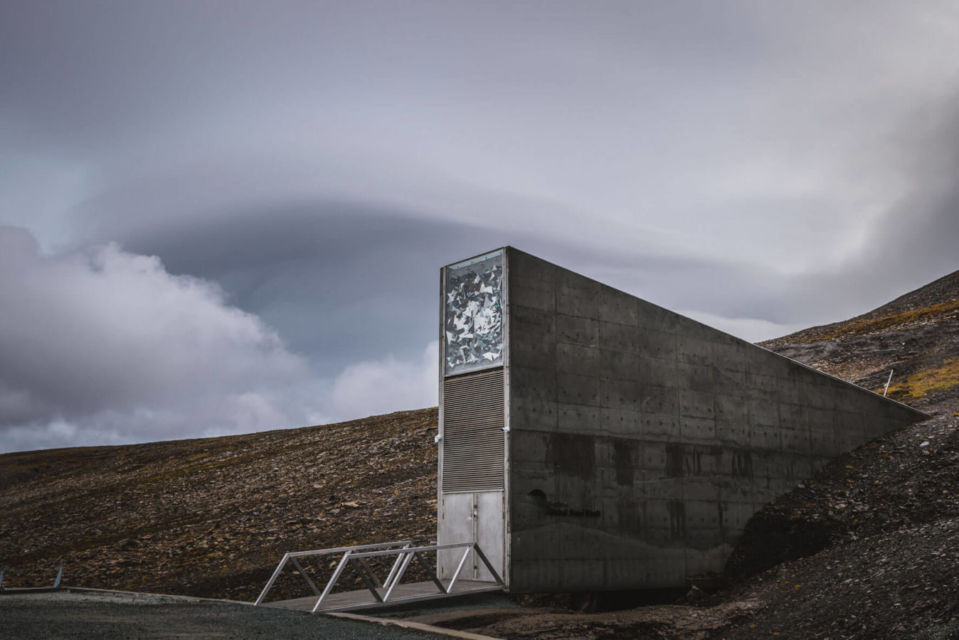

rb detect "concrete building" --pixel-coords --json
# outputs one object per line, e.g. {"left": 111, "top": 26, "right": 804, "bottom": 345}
{"left": 436, "top": 247, "right": 926, "bottom": 592}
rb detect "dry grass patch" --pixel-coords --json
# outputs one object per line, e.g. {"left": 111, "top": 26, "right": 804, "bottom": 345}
{"left": 883, "top": 357, "right": 959, "bottom": 400}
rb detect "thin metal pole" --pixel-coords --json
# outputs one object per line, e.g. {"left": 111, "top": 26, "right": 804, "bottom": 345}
{"left": 287, "top": 540, "right": 411, "bottom": 559}
{"left": 472, "top": 544, "right": 505, "bottom": 586}
{"left": 382, "top": 552, "right": 414, "bottom": 602}
{"left": 409, "top": 551, "right": 445, "bottom": 594}
{"left": 883, "top": 369, "right": 894, "bottom": 397}
{"left": 290, "top": 557, "right": 321, "bottom": 596}
{"left": 254, "top": 553, "right": 290, "bottom": 606}
{"left": 351, "top": 562, "right": 384, "bottom": 603}
{"left": 311, "top": 551, "right": 353, "bottom": 613}
{"left": 446, "top": 547, "right": 472, "bottom": 593}
{"left": 349, "top": 543, "right": 473, "bottom": 558}
{"left": 356, "top": 558, "right": 383, "bottom": 589}
{"left": 383, "top": 542, "right": 411, "bottom": 588}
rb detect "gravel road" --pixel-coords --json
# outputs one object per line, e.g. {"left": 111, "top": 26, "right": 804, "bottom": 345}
{"left": 0, "top": 590, "right": 446, "bottom": 639}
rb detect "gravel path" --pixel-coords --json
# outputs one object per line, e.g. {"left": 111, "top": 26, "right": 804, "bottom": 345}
{"left": 0, "top": 590, "right": 445, "bottom": 639}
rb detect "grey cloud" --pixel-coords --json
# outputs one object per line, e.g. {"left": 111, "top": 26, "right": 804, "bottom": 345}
{"left": 98, "top": 195, "right": 808, "bottom": 357}
{"left": 88, "top": 202, "right": 513, "bottom": 374}
{"left": 0, "top": 226, "right": 316, "bottom": 451}
{"left": 860, "top": 102, "right": 959, "bottom": 289}
{"left": 767, "top": 95, "right": 959, "bottom": 324}
{"left": 0, "top": 1, "right": 754, "bottom": 144}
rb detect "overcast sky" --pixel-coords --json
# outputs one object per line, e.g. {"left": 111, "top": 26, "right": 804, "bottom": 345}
{"left": 1, "top": 1, "right": 958, "bottom": 452}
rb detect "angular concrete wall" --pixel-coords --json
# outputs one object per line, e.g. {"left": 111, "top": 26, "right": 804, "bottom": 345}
{"left": 505, "top": 248, "right": 926, "bottom": 591}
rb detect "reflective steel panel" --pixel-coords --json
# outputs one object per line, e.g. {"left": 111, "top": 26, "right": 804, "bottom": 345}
{"left": 443, "top": 250, "right": 504, "bottom": 376}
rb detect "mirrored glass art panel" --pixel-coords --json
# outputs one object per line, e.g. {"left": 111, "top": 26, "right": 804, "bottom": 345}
{"left": 444, "top": 250, "right": 504, "bottom": 376}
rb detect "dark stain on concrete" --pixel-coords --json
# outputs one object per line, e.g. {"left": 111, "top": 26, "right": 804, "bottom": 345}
{"left": 732, "top": 451, "right": 753, "bottom": 477}
{"left": 666, "top": 443, "right": 685, "bottom": 477}
{"left": 617, "top": 497, "right": 643, "bottom": 533}
{"left": 685, "top": 449, "right": 703, "bottom": 476}
{"left": 547, "top": 433, "right": 595, "bottom": 479}
{"left": 667, "top": 500, "right": 686, "bottom": 540}
{"left": 612, "top": 438, "right": 636, "bottom": 486}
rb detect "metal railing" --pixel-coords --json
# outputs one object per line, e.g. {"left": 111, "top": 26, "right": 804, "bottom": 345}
{"left": 0, "top": 564, "right": 63, "bottom": 592}
{"left": 254, "top": 540, "right": 503, "bottom": 612}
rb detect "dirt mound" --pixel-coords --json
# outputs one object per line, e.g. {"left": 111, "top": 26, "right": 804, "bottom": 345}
{"left": 715, "top": 267, "right": 959, "bottom": 639}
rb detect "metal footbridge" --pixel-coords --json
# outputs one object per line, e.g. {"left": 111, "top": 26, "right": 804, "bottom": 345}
{"left": 254, "top": 540, "right": 504, "bottom": 613}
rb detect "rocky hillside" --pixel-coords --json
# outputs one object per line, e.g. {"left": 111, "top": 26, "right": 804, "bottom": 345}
{"left": 0, "top": 409, "right": 439, "bottom": 600}
{"left": 762, "top": 269, "right": 959, "bottom": 411}
{"left": 1, "top": 269, "right": 958, "bottom": 639}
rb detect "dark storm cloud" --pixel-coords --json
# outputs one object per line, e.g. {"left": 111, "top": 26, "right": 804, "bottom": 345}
{"left": 860, "top": 102, "right": 959, "bottom": 290}
{"left": 766, "top": 94, "right": 959, "bottom": 326}
{"left": 88, "top": 197, "right": 704, "bottom": 367}
{"left": 103, "top": 202, "right": 514, "bottom": 374}
{"left": 99, "top": 196, "right": 809, "bottom": 368}
{"left": 74, "top": 175, "right": 797, "bottom": 373}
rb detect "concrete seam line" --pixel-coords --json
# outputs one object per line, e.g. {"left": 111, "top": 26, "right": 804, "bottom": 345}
{"left": 326, "top": 611, "right": 506, "bottom": 640}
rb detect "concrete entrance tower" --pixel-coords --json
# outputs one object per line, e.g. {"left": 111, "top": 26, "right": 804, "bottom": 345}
{"left": 436, "top": 247, "right": 926, "bottom": 592}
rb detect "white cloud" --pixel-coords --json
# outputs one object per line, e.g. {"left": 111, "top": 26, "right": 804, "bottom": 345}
{"left": 330, "top": 341, "right": 438, "bottom": 420}
{"left": 0, "top": 226, "right": 317, "bottom": 451}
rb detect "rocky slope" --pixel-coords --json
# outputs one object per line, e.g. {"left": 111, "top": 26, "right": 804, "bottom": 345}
{"left": 711, "top": 269, "right": 959, "bottom": 639}
{"left": 2, "top": 269, "right": 958, "bottom": 639}
{"left": 0, "top": 409, "right": 439, "bottom": 600}
{"left": 762, "top": 268, "right": 959, "bottom": 410}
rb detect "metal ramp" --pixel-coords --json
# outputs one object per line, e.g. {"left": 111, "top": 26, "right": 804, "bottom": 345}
{"left": 254, "top": 540, "right": 504, "bottom": 613}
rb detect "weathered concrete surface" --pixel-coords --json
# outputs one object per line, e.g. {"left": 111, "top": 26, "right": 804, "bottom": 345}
{"left": 504, "top": 247, "right": 927, "bottom": 591}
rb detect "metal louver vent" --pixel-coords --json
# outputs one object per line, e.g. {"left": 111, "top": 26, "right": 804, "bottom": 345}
{"left": 442, "top": 369, "right": 505, "bottom": 493}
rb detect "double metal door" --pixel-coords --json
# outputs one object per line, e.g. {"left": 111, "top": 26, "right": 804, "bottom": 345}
{"left": 438, "top": 490, "right": 504, "bottom": 582}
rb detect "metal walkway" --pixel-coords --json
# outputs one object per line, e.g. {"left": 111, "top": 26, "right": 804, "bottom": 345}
{"left": 254, "top": 540, "right": 504, "bottom": 613}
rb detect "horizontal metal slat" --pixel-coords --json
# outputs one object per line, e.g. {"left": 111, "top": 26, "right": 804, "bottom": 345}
{"left": 441, "top": 369, "right": 505, "bottom": 493}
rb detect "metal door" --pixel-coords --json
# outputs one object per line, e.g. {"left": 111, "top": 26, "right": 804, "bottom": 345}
{"left": 438, "top": 490, "right": 504, "bottom": 582}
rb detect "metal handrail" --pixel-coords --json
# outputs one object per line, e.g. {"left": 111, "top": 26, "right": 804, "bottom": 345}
{"left": 254, "top": 540, "right": 504, "bottom": 612}
{"left": 254, "top": 540, "right": 411, "bottom": 606}
{"left": 0, "top": 563, "right": 63, "bottom": 592}
{"left": 285, "top": 540, "right": 412, "bottom": 559}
